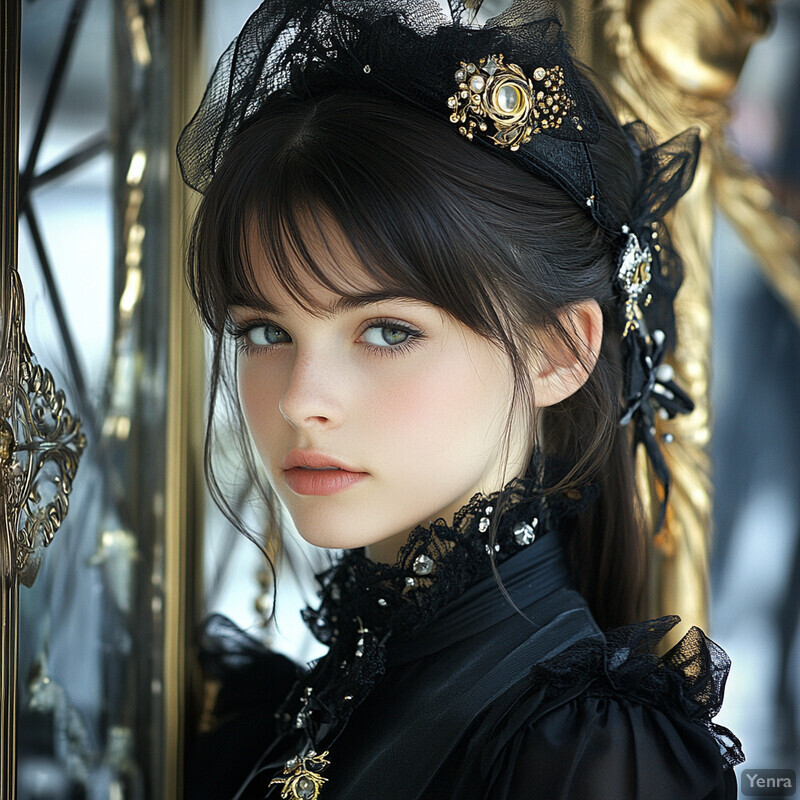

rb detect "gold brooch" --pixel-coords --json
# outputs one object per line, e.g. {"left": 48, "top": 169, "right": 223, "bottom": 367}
{"left": 268, "top": 750, "right": 331, "bottom": 799}
{"left": 617, "top": 227, "right": 653, "bottom": 337}
{"left": 447, "top": 55, "right": 575, "bottom": 150}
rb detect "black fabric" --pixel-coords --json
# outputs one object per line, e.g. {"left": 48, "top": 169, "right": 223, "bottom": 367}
{"left": 476, "top": 694, "right": 739, "bottom": 799}
{"left": 186, "top": 617, "right": 301, "bottom": 800}
{"left": 270, "top": 470, "right": 563, "bottom": 752}
{"left": 187, "top": 525, "right": 744, "bottom": 799}
{"left": 295, "top": 590, "right": 602, "bottom": 799}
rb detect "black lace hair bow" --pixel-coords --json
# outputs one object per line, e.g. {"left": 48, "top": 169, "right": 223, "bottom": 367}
{"left": 614, "top": 122, "right": 701, "bottom": 530}
{"left": 177, "top": 0, "right": 701, "bottom": 532}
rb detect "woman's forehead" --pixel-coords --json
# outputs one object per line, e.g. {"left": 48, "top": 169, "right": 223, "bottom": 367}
{"left": 239, "top": 208, "right": 397, "bottom": 312}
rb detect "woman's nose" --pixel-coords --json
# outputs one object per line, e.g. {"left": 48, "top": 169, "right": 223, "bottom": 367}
{"left": 278, "top": 350, "right": 345, "bottom": 430}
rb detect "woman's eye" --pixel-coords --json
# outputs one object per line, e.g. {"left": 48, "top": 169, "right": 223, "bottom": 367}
{"left": 248, "top": 323, "right": 291, "bottom": 347}
{"left": 361, "top": 325, "right": 411, "bottom": 347}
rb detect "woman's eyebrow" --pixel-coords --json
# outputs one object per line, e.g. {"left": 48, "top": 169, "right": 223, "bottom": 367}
{"left": 330, "top": 292, "right": 418, "bottom": 314}
{"left": 230, "top": 292, "right": 418, "bottom": 317}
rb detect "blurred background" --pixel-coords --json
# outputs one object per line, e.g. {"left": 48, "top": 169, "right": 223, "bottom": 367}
{"left": 12, "top": 0, "right": 800, "bottom": 796}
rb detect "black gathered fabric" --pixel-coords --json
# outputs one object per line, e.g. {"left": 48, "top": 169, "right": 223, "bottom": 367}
{"left": 187, "top": 475, "right": 744, "bottom": 800}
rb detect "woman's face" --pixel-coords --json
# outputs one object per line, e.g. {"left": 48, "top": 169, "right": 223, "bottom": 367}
{"left": 230, "top": 220, "right": 531, "bottom": 563}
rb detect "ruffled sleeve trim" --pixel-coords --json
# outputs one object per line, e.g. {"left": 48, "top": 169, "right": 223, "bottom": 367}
{"left": 525, "top": 614, "right": 745, "bottom": 770}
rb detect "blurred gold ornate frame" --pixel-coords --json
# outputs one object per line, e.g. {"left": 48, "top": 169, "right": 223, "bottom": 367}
{"left": 558, "top": 0, "right": 794, "bottom": 648}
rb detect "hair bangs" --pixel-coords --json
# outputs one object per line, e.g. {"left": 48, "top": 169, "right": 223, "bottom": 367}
{"left": 237, "top": 180, "right": 424, "bottom": 319}
{"left": 225, "top": 126, "right": 511, "bottom": 344}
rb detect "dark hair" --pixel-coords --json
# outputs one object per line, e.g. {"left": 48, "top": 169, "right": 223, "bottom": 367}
{"left": 187, "top": 85, "right": 649, "bottom": 631}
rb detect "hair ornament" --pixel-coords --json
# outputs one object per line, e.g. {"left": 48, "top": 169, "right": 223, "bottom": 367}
{"left": 175, "top": 0, "right": 603, "bottom": 201}
{"left": 620, "top": 316, "right": 694, "bottom": 532}
{"left": 448, "top": 54, "right": 574, "bottom": 149}
{"left": 616, "top": 215, "right": 694, "bottom": 531}
{"left": 616, "top": 225, "right": 653, "bottom": 338}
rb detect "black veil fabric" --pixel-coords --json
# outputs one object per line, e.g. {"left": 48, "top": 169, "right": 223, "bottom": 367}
{"left": 176, "top": 0, "right": 601, "bottom": 206}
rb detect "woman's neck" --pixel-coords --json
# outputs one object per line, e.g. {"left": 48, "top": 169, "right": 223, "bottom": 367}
{"left": 364, "top": 464, "right": 533, "bottom": 564}
{"left": 365, "top": 528, "right": 413, "bottom": 564}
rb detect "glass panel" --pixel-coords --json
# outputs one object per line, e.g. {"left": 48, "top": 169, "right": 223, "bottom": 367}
{"left": 17, "top": 0, "right": 174, "bottom": 796}
{"left": 18, "top": 1, "right": 116, "bottom": 795}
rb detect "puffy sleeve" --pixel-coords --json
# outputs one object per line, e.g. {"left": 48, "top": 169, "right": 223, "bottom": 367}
{"left": 482, "top": 616, "right": 744, "bottom": 800}
{"left": 186, "top": 615, "right": 303, "bottom": 800}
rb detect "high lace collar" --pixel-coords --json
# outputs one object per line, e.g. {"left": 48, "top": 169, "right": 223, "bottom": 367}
{"left": 271, "top": 466, "right": 595, "bottom": 763}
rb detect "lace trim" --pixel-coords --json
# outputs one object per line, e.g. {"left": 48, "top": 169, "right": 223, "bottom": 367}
{"left": 527, "top": 614, "right": 745, "bottom": 769}
{"left": 273, "top": 458, "right": 603, "bottom": 749}
{"left": 274, "top": 473, "right": 555, "bottom": 743}
{"left": 305, "top": 476, "right": 551, "bottom": 637}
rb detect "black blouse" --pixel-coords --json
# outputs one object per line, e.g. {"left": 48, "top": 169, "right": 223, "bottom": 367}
{"left": 188, "top": 482, "right": 744, "bottom": 800}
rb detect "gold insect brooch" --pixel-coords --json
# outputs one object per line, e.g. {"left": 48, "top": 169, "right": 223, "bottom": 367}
{"left": 269, "top": 749, "right": 331, "bottom": 799}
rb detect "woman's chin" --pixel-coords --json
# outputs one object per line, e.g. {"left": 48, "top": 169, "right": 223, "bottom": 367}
{"left": 295, "top": 528, "right": 384, "bottom": 552}
{"left": 288, "top": 508, "right": 408, "bottom": 553}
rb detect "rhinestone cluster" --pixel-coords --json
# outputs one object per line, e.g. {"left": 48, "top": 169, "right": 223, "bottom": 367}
{"left": 479, "top": 504, "right": 500, "bottom": 555}
{"left": 478, "top": 504, "right": 494, "bottom": 533}
{"left": 355, "top": 621, "right": 368, "bottom": 658}
{"left": 513, "top": 517, "right": 538, "bottom": 546}
{"left": 617, "top": 226, "right": 654, "bottom": 338}
{"left": 413, "top": 553, "right": 434, "bottom": 575}
{"left": 448, "top": 54, "right": 575, "bottom": 150}
{"left": 294, "top": 685, "right": 315, "bottom": 729}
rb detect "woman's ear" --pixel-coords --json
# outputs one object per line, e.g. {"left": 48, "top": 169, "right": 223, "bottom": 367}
{"left": 530, "top": 299, "right": 603, "bottom": 408}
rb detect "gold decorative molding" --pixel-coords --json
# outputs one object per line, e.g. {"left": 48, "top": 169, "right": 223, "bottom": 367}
{"left": 562, "top": 0, "right": 783, "bottom": 648}
{"left": 164, "top": 0, "right": 206, "bottom": 796}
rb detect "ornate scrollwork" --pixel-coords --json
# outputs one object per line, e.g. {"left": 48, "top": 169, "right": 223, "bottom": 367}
{"left": 448, "top": 55, "right": 572, "bottom": 149}
{"left": 0, "top": 269, "right": 86, "bottom": 585}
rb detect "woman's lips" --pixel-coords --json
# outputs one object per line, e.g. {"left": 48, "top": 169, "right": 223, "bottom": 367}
{"left": 283, "top": 466, "right": 368, "bottom": 496}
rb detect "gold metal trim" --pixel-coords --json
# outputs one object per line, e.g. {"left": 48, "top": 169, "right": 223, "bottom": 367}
{"left": 449, "top": 55, "right": 572, "bottom": 148}
{"left": 163, "top": 0, "right": 206, "bottom": 796}
{"left": 1, "top": 1, "right": 21, "bottom": 793}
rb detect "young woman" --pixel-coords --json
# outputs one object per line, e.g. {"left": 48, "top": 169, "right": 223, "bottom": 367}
{"left": 178, "top": 1, "right": 744, "bottom": 797}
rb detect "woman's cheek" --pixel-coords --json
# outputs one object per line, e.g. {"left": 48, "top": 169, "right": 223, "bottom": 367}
{"left": 237, "top": 361, "right": 285, "bottom": 454}
{"left": 362, "top": 357, "right": 476, "bottom": 453}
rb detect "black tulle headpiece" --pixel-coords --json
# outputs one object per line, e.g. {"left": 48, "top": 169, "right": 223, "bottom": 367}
{"left": 177, "top": 0, "right": 700, "bottom": 529}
